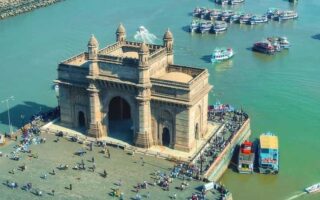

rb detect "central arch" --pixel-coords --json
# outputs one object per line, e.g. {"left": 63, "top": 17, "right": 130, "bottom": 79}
{"left": 162, "top": 127, "right": 170, "bottom": 147}
{"left": 108, "top": 96, "right": 133, "bottom": 143}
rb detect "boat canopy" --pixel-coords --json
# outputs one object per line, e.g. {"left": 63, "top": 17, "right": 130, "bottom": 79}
{"left": 260, "top": 134, "right": 278, "bottom": 149}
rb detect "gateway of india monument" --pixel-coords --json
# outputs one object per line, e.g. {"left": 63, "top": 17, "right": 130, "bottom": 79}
{"left": 55, "top": 24, "right": 212, "bottom": 152}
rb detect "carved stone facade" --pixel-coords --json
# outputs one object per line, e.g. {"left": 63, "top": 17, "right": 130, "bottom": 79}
{"left": 55, "top": 24, "right": 212, "bottom": 152}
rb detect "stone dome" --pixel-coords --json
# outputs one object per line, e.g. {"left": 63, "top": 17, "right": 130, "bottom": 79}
{"left": 163, "top": 29, "right": 173, "bottom": 40}
{"left": 88, "top": 34, "right": 99, "bottom": 47}
{"left": 139, "top": 42, "right": 149, "bottom": 53}
{"left": 116, "top": 23, "right": 126, "bottom": 33}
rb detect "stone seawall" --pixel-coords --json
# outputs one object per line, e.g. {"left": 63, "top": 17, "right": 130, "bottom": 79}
{"left": 204, "top": 119, "right": 251, "bottom": 182}
{"left": 0, "top": 0, "right": 64, "bottom": 20}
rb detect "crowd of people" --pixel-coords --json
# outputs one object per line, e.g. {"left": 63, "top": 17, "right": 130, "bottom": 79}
{"left": 191, "top": 103, "right": 249, "bottom": 175}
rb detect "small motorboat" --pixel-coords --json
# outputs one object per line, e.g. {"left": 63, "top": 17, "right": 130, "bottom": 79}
{"left": 305, "top": 183, "right": 320, "bottom": 193}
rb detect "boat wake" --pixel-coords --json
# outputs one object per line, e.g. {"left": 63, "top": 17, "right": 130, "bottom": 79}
{"left": 134, "top": 26, "right": 158, "bottom": 44}
{"left": 285, "top": 191, "right": 307, "bottom": 200}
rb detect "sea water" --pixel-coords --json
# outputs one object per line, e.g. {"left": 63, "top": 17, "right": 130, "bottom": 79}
{"left": 0, "top": 0, "right": 320, "bottom": 199}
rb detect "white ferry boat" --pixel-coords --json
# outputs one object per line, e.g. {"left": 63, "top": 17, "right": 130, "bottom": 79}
{"left": 211, "top": 48, "right": 234, "bottom": 63}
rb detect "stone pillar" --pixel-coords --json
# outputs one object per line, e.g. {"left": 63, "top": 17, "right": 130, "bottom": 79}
{"left": 135, "top": 92, "right": 153, "bottom": 148}
{"left": 87, "top": 83, "right": 104, "bottom": 138}
{"left": 135, "top": 42, "right": 153, "bottom": 148}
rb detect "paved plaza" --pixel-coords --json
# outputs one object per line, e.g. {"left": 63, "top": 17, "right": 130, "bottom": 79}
{"left": 0, "top": 132, "right": 222, "bottom": 200}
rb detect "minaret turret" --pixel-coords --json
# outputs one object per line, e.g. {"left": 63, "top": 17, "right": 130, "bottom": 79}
{"left": 163, "top": 28, "right": 173, "bottom": 52}
{"left": 163, "top": 29, "right": 174, "bottom": 64}
{"left": 116, "top": 23, "right": 126, "bottom": 43}
{"left": 138, "top": 42, "right": 149, "bottom": 68}
{"left": 88, "top": 34, "right": 99, "bottom": 60}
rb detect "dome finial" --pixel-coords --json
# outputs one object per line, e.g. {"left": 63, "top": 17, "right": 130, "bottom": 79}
{"left": 163, "top": 28, "right": 173, "bottom": 40}
{"left": 88, "top": 34, "right": 99, "bottom": 47}
{"left": 116, "top": 23, "right": 126, "bottom": 33}
{"left": 139, "top": 42, "right": 149, "bottom": 53}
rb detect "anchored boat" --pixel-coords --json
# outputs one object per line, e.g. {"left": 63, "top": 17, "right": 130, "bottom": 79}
{"left": 229, "top": 0, "right": 245, "bottom": 5}
{"left": 249, "top": 15, "right": 268, "bottom": 25}
{"left": 305, "top": 183, "right": 320, "bottom": 193}
{"left": 200, "top": 21, "right": 213, "bottom": 34}
{"left": 239, "top": 14, "right": 252, "bottom": 24}
{"left": 267, "top": 36, "right": 291, "bottom": 49}
{"left": 190, "top": 20, "right": 200, "bottom": 33}
{"left": 215, "top": 0, "right": 228, "bottom": 5}
{"left": 266, "top": 8, "right": 281, "bottom": 19}
{"left": 258, "top": 132, "right": 279, "bottom": 174}
{"left": 209, "top": 9, "right": 222, "bottom": 20}
{"left": 212, "top": 21, "right": 228, "bottom": 34}
{"left": 220, "top": 10, "right": 234, "bottom": 21}
{"left": 275, "top": 10, "right": 298, "bottom": 21}
{"left": 252, "top": 40, "right": 275, "bottom": 55}
{"left": 228, "top": 12, "right": 243, "bottom": 23}
{"left": 238, "top": 140, "right": 254, "bottom": 174}
{"left": 211, "top": 48, "right": 234, "bottom": 63}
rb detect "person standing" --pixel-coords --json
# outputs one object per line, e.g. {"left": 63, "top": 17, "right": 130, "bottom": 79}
{"left": 52, "top": 189, "right": 55, "bottom": 196}
{"left": 70, "top": 184, "right": 72, "bottom": 190}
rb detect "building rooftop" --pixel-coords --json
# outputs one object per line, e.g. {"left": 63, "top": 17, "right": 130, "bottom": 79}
{"left": 160, "top": 72, "right": 193, "bottom": 83}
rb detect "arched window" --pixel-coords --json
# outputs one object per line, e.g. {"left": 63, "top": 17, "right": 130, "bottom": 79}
{"left": 162, "top": 127, "right": 170, "bottom": 147}
{"left": 78, "top": 111, "right": 85, "bottom": 127}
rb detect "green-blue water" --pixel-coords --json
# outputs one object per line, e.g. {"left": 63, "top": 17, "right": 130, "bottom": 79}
{"left": 0, "top": 0, "right": 319, "bottom": 199}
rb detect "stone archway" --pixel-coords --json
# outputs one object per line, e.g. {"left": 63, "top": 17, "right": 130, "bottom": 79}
{"left": 78, "top": 111, "right": 86, "bottom": 127}
{"left": 162, "top": 127, "right": 170, "bottom": 147}
{"left": 108, "top": 96, "right": 133, "bottom": 143}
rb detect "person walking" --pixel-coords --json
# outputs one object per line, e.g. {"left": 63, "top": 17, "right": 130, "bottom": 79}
{"left": 147, "top": 191, "right": 150, "bottom": 199}
{"left": 92, "top": 163, "right": 96, "bottom": 172}
{"left": 52, "top": 189, "right": 55, "bottom": 196}
{"left": 70, "top": 184, "right": 72, "bottom": 190}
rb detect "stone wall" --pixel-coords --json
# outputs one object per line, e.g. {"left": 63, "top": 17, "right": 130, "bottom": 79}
{"left": 0, "top": 0, "right": 64, "bottom": 20}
